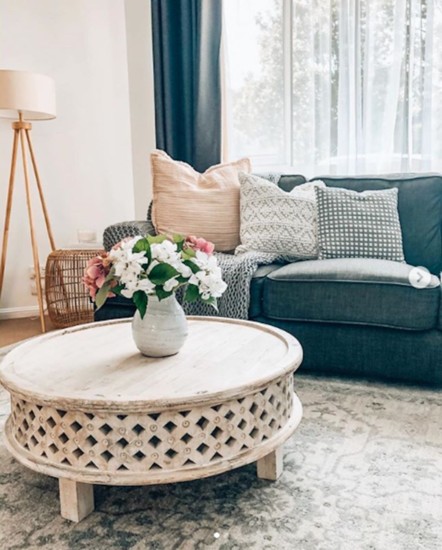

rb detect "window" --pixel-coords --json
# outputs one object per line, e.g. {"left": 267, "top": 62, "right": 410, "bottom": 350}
{"left": 223, "top": 0, "right": 442, "bottom": 175}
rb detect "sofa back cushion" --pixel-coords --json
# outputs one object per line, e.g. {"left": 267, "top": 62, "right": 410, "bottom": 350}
{"left": 283, "top": 174, "right": 442, "bottom": 274}
{"left": 315, "top": 186, "right": 405, "bottom": 262}
{"left": 278, "top": 174, "right": 307, "bottom": 191}
{"left": 151, "top": 150, "right": 251, "bottom": 252}
{"left": 238, "top": 173, "right": 324, "bottom": 258}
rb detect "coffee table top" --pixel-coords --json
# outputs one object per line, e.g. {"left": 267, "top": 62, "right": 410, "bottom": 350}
{"left": 0, "top": 318, "right": 302, "bottom": 412}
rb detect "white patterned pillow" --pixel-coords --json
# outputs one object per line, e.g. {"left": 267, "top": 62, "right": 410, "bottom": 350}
{"left": 315, "top": 186, "right": 405, "bottom": 261}
{"left": 237, "top": 173, "right": 325, "bottom": 258}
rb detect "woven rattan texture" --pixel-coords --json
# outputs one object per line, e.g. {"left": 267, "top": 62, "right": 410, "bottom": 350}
{"left": 45, "top": 249, "right": 104, "bottom": 328}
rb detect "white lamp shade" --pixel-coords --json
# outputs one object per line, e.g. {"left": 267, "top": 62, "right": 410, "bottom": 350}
{"left": 0, "top": 70, "right": 56, "bottom": 120}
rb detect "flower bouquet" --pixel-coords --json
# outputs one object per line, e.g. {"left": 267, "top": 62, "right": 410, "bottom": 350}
{"left": 83, "top": 234, "right": 227, "bottom": 357}
{"left": 83, "top": 234, "right": 227, "bottom": 318}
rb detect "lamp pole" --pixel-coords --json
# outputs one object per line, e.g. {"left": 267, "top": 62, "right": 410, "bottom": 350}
{"left": 0, "top": 70, "right": 56, "bottom": 333}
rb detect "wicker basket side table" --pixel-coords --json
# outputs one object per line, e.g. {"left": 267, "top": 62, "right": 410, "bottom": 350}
{"left": 45, "top": 249, "right": 103, "bottom": 328}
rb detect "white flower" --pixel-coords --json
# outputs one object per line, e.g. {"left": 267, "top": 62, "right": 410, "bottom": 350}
{"left": 192, "top": 250, "right": 218, "bottom": 271}
{"left": 190, "top": 269, "right": 227, "bottom": 300}
{"left": 121, "top": 277, "right": 155, "bottom": 299}
{"left": 164, "top": 277, "right": 180, "bottom": 292}
{"left": 175, "top": 262, "right": 192, "bottom": 278}
{"left": 151, "top": 241, "right": 180, "bottom": 263}
{"left": 109, "top": 236, "right": 142, "bottom": 259}
{"left": 120, "top": 277, "right": 138, "bottom": 299}
{"left": 109, "top": 237, "right": 146, "bottom": 282}
{"left": 187, "top": 250, "right": 226, "bottom": 299}
{"left": 149, "top": 241, "right": 194, "bottom": 281}
{"left": 121, "top": 288, "right": 135, "bottom": 299}
{"left": 136, "top": 278, "right": 156, "bottom": 294}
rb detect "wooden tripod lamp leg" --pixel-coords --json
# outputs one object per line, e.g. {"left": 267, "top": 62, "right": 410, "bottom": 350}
{"left": 25, "top": 129, "right": 56, "bottom": 251}
{"left": 19, "top": 127, "right": 46, "bottom": 333}
{"left": 0, "top": 130, "right": 19, "bottom": 295}
{"left": 1, "top": 118, "right": 55, "bottom": 333}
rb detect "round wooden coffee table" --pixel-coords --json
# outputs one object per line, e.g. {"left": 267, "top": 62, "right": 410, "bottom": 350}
{"left": 0, "top": 317, "right": 303, "bottom": 522}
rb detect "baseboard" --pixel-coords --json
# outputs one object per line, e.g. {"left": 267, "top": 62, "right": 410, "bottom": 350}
{"left": 0, "top": 306, "right": 40, "bottom": 320}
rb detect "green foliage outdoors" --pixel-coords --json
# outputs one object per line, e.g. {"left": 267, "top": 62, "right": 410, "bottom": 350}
{"left": 231, "top": 0, "right": 433, "bottom": 166}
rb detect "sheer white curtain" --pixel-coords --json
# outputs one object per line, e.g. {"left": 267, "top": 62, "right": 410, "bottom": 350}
{"left": 223, "top": 0, "right": 442, "bottom": 175}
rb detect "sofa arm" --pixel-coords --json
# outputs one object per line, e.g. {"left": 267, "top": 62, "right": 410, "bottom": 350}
{"left": 103, "top": 220, "right": 155, "bottom": 251}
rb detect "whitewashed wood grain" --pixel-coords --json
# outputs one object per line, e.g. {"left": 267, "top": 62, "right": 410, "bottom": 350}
{"left": 257, "top": 446, "right": 284, "bottom": 481}
{"left": 59, "top": 478, "right": 94, "bottom": 522}
{"left": 0, "top": 317, "right": 303, "bottom": 412}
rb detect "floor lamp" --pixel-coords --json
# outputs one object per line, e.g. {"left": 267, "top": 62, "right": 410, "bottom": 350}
{"left": 0, "top": 70, "right": 56, "bottom": 333}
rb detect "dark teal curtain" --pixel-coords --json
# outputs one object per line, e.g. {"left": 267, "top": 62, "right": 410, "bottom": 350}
{"left": 151, "top": 0, "right": 222, "bottom": 172}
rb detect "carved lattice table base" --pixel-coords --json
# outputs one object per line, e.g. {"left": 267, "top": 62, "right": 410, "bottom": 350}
{"left": 1, "top": 318, "right": 303, "bottom": 522}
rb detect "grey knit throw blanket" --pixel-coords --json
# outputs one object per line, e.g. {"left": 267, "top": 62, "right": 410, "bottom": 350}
{"left": 181, "top": 172, "right": 287, "bottom": 319}
{"left": 181, "top": 251, "right": 288, "bottom": 319}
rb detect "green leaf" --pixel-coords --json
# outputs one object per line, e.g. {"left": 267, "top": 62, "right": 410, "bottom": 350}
{"left": 95, "top": 283, "right": 112, "bottom": 309}
{"left": 112, "top": 284, "right": 124, "bottom": 295}
{"left": 132, "top": 238, "right": 151, "bottom": 263}
{"left": 147, "top": 234, "right": 168, "bottom": 245}
{"left": 132, "top": 237, "right": 149, "bottom": 252}
{"left": 182, "top": 248, "right": 196, "bottom": 259}
{"left": 149, "top": 263, "right": 180, "bottom": 285}
{"left": 183, "top": 259, "right": 200, "bottom": 274}
{"left": 202, "top": 296, "right": 218, "bottom": 310}
{"left": 172, "top": 234, "right": 185, "bottom": 251}
{"left": 133, "top": 290, "right": 148, "bottom": 319}
{"left": 184, "top": 284, "right": 200, "bottom": 303}
{"left": 103, "top": 266, "right": 116, "bottom": 283}
{"left": 155, "top": 287, "right": 174, "bottom": 300}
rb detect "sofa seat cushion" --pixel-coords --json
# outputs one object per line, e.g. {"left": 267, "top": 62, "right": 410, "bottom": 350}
{"left": 263, "top": 258, "right": 441, "bottom": 330}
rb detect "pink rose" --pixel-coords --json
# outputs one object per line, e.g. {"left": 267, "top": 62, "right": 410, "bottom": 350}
{"left": 83, "top": 254, "right": 115, "bottom": 300}
{"left": 185, "top": 235, "right": 215, "bottom": 255}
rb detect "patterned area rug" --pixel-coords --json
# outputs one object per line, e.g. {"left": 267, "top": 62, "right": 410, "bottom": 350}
{"left": 0, "top": 344, "right": 441, "bottom": 550}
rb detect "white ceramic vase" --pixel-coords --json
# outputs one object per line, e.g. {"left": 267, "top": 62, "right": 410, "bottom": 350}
{"left": 131, "top": 294, "right": 188, "bottom": 357}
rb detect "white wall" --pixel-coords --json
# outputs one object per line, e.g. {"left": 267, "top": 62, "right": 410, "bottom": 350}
{"left": 125, "top": 0, "right": 156, "bottom": 219}
{"left": 0, "top": 0, "right": 135, "bottom": 316}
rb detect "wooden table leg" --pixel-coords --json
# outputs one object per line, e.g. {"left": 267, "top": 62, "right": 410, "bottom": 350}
{"left": 257, "top": 446, "right": 284, "bottom": 481}
{"left": 59, "top": 478, "right": 95, "bottom": 522}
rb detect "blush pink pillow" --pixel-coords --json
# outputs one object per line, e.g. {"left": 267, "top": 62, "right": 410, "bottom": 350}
{"left": 151, "top": 150, "right": 251, "bottom": 252}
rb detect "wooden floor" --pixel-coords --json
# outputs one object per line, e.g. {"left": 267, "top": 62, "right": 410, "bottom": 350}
{"left": 0, "top": 316, "right": 56, "bottom": 347}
